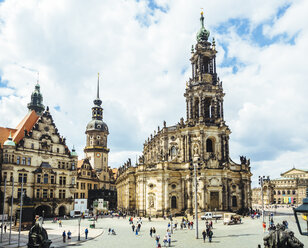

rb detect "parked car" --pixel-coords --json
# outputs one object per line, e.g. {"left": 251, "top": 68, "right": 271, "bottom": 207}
{"left": 201, "top": 212, "right": 222, "bottom": 220}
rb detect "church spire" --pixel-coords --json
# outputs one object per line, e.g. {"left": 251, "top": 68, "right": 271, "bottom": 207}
{"left": 27, "top": 77, "right": 45, "bottom": 115}
{"left": 93, "top": 73, "right": 102, "bottom": 107}
{"left": 92, "top": 73, "right": 103, "bottom": 120}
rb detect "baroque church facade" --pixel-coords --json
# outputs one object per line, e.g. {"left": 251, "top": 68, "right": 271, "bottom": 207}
{"left": 0, "top": 82, "right": 77, "bottom": 217}
{"left": 116, "top": 13, "right": 252, "bottom": 216}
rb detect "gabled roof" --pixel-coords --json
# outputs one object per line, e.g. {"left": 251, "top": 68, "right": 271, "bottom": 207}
{"left": 281, "top": 168, "right": 308, "bottom": 177}
{"left": 13, "top": 110, "right": 39, "bottom": 143}
{"left": 77, "top": 159, "right": 84, "bottom": 169}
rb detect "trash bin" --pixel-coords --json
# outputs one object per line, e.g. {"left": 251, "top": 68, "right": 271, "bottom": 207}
{"left": 90, "top": 224, "right": 95, "bottom": 228}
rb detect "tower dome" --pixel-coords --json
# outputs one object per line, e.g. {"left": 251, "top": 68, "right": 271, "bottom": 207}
{"left": 196, "top": 11, "right": 210, "bottom": 43}
{"left": 4, "top": 132, "right": 15, "bottom": 147}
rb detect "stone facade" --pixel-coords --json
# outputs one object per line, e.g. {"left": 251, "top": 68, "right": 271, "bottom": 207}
{"left": 116, "top": 13, "right": 252, "bottom": 217}
{"left": 0, "top": 83, "right": 77, "bottom": 217}
{"left": 252, "top": 168, "right": 308, "bottom": 206}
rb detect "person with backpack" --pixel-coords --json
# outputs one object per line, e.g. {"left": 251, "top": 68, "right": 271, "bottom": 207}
{"left": 208, "top": 229, "right": 213, "bottom": 243}
{"left": 85, "top": 228, "right": 88, "bottom": 239}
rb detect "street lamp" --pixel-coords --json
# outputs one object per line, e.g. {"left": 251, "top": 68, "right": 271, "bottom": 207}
{"left": 258, "top": 175, "right": 270, "bottom": 223}
{"left": 42, "top": 210, "right": 45, "bottom": 224}
{"left": 78, "top": 217, "right": 81, "bottom": 241}
{"left": 293, "top": 188, "right": 308, "bottom": 236}
{"left": 191, "top": 154, "right": 201, "bottom": 239}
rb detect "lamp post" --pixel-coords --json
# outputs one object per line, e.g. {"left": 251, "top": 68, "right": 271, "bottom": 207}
{"left": 42, "top": 210, "right": 45, "bottom": 224}
{"left": 78, "top": 217, "right": 81, "bottom": 241}
{"left": 293, "top": 188, "right": 308, "bottom": 236}
{"left": 258, "top": 175, "right": 270, "bottom": 223}
{"left": 191, "top": 154, "right": 201, "bottom": 239}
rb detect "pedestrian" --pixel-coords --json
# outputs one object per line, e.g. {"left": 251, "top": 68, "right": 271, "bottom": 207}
{"left": 153, "top": 227, "right": 156, "bottom": 234}
{"left": 202, "top": 229, "right": 206, "bottom": 243}
{"left": 62, "top": 231, "right": 66, "bottom": 243}
{"left": 4, "top": 224, "right": 6, "bottom": 233}
{"left": 210, "top": 220, "right": 213, "bottom": 228}
{"left": 155, "top": 234, "right": 160, "bottom": 246}
{"left": 132, "top": 224, "right": 135, "bottom": 232}
{"left": 208, "top": 229, "right": 213, "bottom": 243}
{"left": 262, "top": 222, "right": 266, "bottom": 232}
{"left": 85, "top": 228, "right": 88, "bottom": 239}
{"left": 150, "top": 227, "right": 153, "bottom": 237}
{"left": 67, "top": 230, "right": 71, "bottom": 240}
{"left": 138, "top": 223, "right": 141, "bottom": 232}
{"left": 158, "top": 243, "right": 162, "bottom": 248}
{"left": 59, "top": 220, "right": 62, "bottom": 227}
{"left": 135, "top": 228, "right": 138, "bottom": 235}
{"left": 163, "top": 235, "right": 168, "bottom": 247}
{"left": 108, "top": 228, "right": 111, "bottom": 235}
{"left": 167, "top": 234, "right": 171, "bottom": 247}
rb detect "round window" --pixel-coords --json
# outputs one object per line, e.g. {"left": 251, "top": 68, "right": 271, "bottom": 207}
{"left": 172, "top": 184, "right": 176, "bottom": 189}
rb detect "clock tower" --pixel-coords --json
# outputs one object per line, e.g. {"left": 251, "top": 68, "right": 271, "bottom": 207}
{"left": 84, "top": 74, "right": 110, "bottom": 184}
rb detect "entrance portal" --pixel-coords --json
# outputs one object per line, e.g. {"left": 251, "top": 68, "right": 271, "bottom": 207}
{"left": 209, "top": 192, "right": 219, "bottom": 210}
{"left": 35, "top": 205, "right": 52, "bottom": 218}
{"left": 58, "top": 205, "right": 66, "bottom": 216}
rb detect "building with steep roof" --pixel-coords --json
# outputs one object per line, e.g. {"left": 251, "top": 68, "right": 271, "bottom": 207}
{"left": 116, "top": 13, "right": 252, "bottom": 216}
{"left": 0, "top": 82, "right": 77, "bottom": 217}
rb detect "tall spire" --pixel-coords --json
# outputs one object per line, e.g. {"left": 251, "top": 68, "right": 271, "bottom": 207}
{"left": 97, "top": 72, "right": 100, "bottom": 99}
{"left": 196, "top": 10, "right": 210, "bottom": 43}
{"left": 93, "top": 73, "right": 102, "bottom": 107}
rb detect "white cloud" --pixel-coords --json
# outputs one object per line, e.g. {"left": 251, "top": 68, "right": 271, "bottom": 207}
{"left": 0, "top": 0, "right": 307, "bottom": 186}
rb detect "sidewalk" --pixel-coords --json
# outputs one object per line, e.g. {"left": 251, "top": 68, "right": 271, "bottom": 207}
{"left": 0, "top": 220, "right": 104, "bottom": 248}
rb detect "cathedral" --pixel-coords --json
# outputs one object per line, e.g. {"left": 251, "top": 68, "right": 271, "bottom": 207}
{"left": 116, "top": 12, "right": 252, "bottom": 216}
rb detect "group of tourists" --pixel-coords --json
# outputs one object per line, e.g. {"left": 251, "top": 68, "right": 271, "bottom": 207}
{"left": 201, "top": 220, "right": 214, "bottom": 243}
{"left": 61, "top": 228, "right": 88, "bottom": 242}
{"left": 130, "top": 217, "right": 143, "bottom": 235}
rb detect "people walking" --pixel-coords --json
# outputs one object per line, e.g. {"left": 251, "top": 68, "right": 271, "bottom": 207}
{"left": 135, "top": 228, "right": 138, "bottom": 235}
{"left": 67, "top": 230, "right": 72, "bottom": 240}
{"left": 62, "top": 231, "right": 66, "bottom": 243}
{"left": 208, "top": 229, "right": 213, "bottom": 243}
{"left": 4, "top": 224, "right": 6, "bottom": 233}
{"left": 132, "top": 224, "right": 135, "bottom": 232}
{"left": 202, "top": 229, "right": 206, "bottom": 243}
{"left": 150, "top": 227, "right": 153, "bottom": 237}
{"left": 262, "top": 222, "right": 266, "bottom": 232}
{"left": 155, "top": 234, "right": 160, "bottom": 246}
{"left": 85, "top": 228, "right": 88, "bottom": 239}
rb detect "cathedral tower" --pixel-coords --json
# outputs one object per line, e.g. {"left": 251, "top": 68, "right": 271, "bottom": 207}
{"left": 27, "top": 82, "right": 45, "bottom": 115}
{"left": 84, "top": 74, "right": 110, "bottom": 183}
{"left": 184, "top": 11, "right": 224, "bottom": 126}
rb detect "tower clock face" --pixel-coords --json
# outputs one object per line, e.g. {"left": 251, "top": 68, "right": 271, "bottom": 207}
{"left": 96, "top": 152, "right": 101, "bottom": 158}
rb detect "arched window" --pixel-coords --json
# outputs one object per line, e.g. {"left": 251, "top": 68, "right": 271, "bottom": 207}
{"left": 232, "top": 196, "right": 237, "bottom": 207}
{"left": 171, "top": 196, "right": 177, "bottom": 209}
{"left": 171, "top": 146, "right": 177, "bottom": 159}
{"left": 282, "top": 190, "right": 285, "bottom": 195}
{"left": 194, "top": 98, "right": 199, "bottom": 119}
{"left": 274, "top": 191, "right": 276, "bottom": 195}
{"left": 278, "top": 191, "right": 281, "bottom": 195}
{"left": 206, "top": 139, "right": 214, "bottom": 152}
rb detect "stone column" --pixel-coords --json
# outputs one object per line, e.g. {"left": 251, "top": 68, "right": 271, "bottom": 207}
{"left": 164, "top": 178, "right": 169, "bottom": 212}
{"left": 187, "top": 178, "right": 192, "bottom": 211}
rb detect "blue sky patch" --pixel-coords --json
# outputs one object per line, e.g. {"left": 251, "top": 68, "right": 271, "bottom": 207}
{"left": 54, "top": 105, "right": 61, "bottom": 111}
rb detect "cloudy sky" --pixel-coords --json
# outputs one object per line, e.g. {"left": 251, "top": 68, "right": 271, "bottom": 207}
{"left": 0, "top": 0, "right": 307, "bottom": 186}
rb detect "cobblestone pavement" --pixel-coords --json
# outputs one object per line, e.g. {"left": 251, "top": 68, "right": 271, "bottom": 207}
{"left": 0, "top": 214, "right": 307, "bottom": 248}
{"left": 0, "top": 219, "right": 103, "bottom": 248}
{"left": 78, "top": 214, "right": 308, "bottom": 248}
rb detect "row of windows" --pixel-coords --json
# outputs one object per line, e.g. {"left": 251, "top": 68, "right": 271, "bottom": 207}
{"left": 273, "top": 198, "right": 297, "bottom": 204}
{"left": 17, "top": 188, "right": 66, "bottom": 199}
{"left": 58, "top": 161, "right": 76, "bottom": 170}
{"left": 274, "top": 190, "right": 296, "bottom": 195}
{"left": 76, "top": 182, "right": 98, "bottom": 190}
{"left": 74, "top": 192, "right": 85, "bottom": 199}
